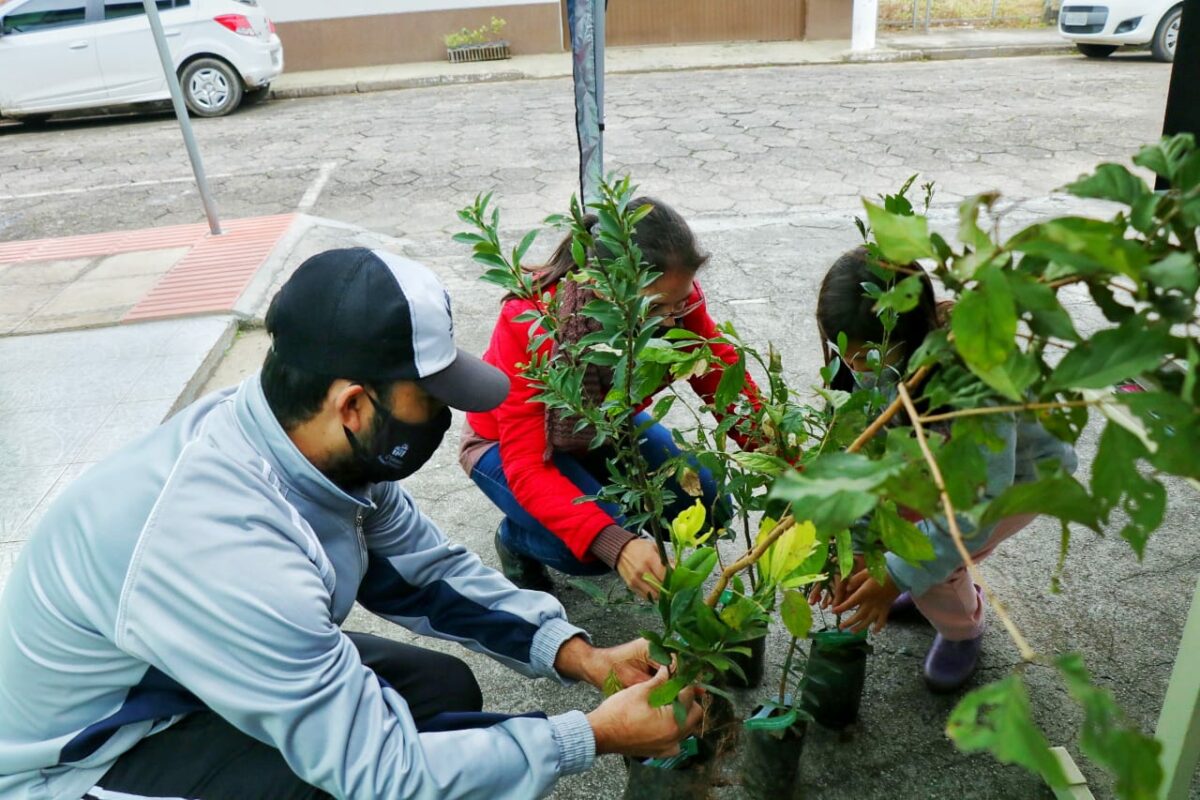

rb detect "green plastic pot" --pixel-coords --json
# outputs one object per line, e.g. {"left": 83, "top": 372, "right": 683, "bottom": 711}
{"left": 740, "top": 699, "right": 806, "bottom": 799}
{"left": 799, "top": 629, "right": 870, "bottom": 730}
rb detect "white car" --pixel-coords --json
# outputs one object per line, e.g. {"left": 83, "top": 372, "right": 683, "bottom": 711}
{"left": 1059, "top": 0, "right": 1182, "bottom": 61}
{"left": 0, "top": 0, "right": 283, "bottom": 123}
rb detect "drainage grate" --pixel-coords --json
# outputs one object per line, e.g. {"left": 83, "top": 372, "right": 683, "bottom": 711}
{"left": 447, "top": 41, "right": 511, "bottom": 64}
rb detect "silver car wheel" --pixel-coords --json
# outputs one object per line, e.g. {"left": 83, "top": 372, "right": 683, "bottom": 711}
{"left": 1165, "top": 15, "right": 1179, "bottom": 57}
{"left": 188, "top": 68, "right": 231, "bottom": 112}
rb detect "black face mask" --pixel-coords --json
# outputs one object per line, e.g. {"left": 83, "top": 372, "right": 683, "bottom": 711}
{"left": 343, "top": 390, "right": 452, "bottom": 484}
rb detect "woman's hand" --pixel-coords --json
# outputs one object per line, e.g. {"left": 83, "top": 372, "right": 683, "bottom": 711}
{"left": 832, "top": 570, "right": 901, "bottom": 634}
{"left": 617, "top": 538, "right": 667, "bottom": 601}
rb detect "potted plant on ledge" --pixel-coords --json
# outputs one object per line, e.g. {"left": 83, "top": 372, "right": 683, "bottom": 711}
{"left": 444, "top": 17, "right": 510, "bottom": 64}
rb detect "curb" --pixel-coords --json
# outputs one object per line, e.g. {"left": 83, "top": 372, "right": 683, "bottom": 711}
{"left": 269, "top": 43, "right": 1076, "bottom": 101}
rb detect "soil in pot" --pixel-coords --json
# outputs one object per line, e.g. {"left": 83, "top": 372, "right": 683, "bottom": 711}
{"left": 799, "top": 629, "right": 870, "bottom": 730}
{"left": 740, "top": 699, "right": 806, "bottom": 799}
{"left": 622, "top": 737, "right": 710, "bottom": 800}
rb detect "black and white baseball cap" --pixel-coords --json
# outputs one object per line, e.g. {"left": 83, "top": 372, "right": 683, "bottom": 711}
{"left": 265, "top": 247, "right": 510, "bottom": 413}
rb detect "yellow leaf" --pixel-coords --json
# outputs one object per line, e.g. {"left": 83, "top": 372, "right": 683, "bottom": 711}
{"left": 671, "top": 501, "right": 708, "bottom": 549}
{"left": 764, "top": 521, "right": 818, "bottom": 584}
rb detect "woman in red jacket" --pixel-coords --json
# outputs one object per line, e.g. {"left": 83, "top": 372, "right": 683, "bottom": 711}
{"left": 459, "top": 198, "right": 757, "bottom": 599}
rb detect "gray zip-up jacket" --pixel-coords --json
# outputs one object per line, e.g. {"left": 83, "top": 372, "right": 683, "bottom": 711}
{"left": 0, "top": 375, "right": 594, "bottom": 800}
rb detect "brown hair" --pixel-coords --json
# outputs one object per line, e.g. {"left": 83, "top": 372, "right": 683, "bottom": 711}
{"left": 508, "top": 196, "right": 708, "bottom": 300}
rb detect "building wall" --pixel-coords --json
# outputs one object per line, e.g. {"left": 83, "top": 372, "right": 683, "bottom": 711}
{"left": 265, "top": 0, "right": 562, "bottom": 71}
{"left": 578, "top": 0, "right": 806, "bottom": 48}
{"left": 264, "top": 0, "right": 851, "bottom": 72}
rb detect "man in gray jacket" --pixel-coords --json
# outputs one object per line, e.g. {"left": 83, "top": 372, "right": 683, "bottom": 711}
{"left": 0, "top": 248, "right": 701, "bottom": 800}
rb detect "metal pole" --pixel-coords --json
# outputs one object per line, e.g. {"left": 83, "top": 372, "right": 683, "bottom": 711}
{"left": 912, "top": 0, "right": 920, "bottom": 29}
{"left": 593, "top": 0, "right": 605, "bottom": 185}
{"left": 924, "top": 0, "right": 933, "bottom": 31}
{"left": 991, "top": 0, "right": 1000, "bottom": 21}
{"left": 852, "top": 0, "right": 879, "bottom": 50}
{"left": 142, "top": 0, "right": 221, "bottom": 235}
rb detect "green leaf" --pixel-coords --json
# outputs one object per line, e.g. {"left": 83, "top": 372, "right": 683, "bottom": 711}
{"left": 780, "top": 590, "right": 814, "bottom": 639}
{"left": 973, "top": 350, "right": 1041, "bottom": 402}
{"left": 952, "top": 266, "right": 1017, "bottom": 372}
{"left": 947, "top": 675, "right": 1069, "bottom": 789}
{"left": 1047, "top": 317, "right": 1170, "bottom": 391}
{"left": 770, "top": 453, "right": 901, "bottom": 535}
{"left": 1132, "top": 134, "right": 1195, "bottom": 183}
{"left": 959, "top": 192, "right": 1000, "bottom": 253}
{"left": 1143, "top": 251, "right": 1200, "bottom": 294}
{"left": 874, "top": 274, "right": 927, "bottom": 316}
{"left": 875, "top": 504, "right": 936, "bottom": 566}
{"left": 864, "top": 547, "right": 889, "bottom": 585}
{"left": 648, "top": 676, "right": 687, "bottom": 708}
{"left": 864, "top": 200, "right": 935, "bottom": 263}
{"left": 566, "top": 578, "right": 610, "bottom": 606}
{"left": 714, "top": 353, "right": 746, "bottom": 410}
{"left": 835, "top": 529, "right": 855, "bottom": 580}
{"left": 1091, "top": 421, "right": 1166, "bottom": 559}
{"left": 981, "top": 474, "right": 1101, "bottom": 531}
{"left": 1007, "top": 271, "right": 1079, "bottom": 342}
{"left": 1056, "top": 653, "right": 1163, "bottom": 800}
{"left": 1121, "top": 392, "right": 1200, "bottom": 480}
{"left": 743, "top": 707, "right": 800, "bottom": 732}
{"left": 730, "top": 452, "right": 791, "bottom": 477}
{"left": 515, "top": 229, "right": 538, "bottom": 262}
{"left": 603, "top": 669, "right": 624, "bottom": 698}
{"left": 1064, "top": 163, "right": 1150, "bottom": 206}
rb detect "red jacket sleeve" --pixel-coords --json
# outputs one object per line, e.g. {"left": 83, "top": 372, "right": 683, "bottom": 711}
{"left": 490, "top": 300, "right": 619, "bottom": 560}
{"left": 679, "top": 285, "right": 764, "bottom": 451}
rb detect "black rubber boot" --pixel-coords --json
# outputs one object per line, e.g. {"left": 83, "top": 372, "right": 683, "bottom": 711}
{"left": 494, "top": 528, "right": 555, "bottom": 593}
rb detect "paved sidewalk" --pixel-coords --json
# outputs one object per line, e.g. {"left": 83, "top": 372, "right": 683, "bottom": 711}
{"left": 270, "top": 27, "right": 1073, "bottom": 99}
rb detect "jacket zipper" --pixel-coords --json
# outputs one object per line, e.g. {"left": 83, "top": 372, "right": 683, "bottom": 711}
{"left": 354, "top": 509, "right": 367, "bottom": 576}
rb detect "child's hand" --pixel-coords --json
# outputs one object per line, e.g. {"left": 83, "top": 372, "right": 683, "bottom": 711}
{"left": 832, "top": 571, "right": 901, "bottom": 634}
{"left": 808, "top": 555, "right": 865, "bottom": 609}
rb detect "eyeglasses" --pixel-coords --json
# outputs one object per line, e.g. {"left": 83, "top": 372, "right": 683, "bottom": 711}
{"left": 648, "top": 284, "right": 702, "bottom": 321}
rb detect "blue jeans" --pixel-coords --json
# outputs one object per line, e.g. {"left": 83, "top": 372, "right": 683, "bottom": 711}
{"left": 470, "top": 413, "right": 729, "bottom": 575}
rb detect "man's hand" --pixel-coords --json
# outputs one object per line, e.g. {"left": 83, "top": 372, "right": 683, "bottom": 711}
{"left": 586, "top": 666, "right": 703, "bottom": 758}
{"left": 831, "top": 570, "right": 901, "bottom": 634}
{"left": 554, "top": 636, "right": 661, "bottom": 691}
{"left": 616, "top": 539, "right": 667, "bottom": 601}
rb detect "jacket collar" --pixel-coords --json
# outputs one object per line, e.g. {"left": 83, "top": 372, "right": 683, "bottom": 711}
{"left": 234, "top": 373, "right": 373, "bottom": 513}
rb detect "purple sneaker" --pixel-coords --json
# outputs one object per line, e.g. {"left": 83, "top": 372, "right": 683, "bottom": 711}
{"left": 923, "top": 633, "right": 983, "bottom": 693}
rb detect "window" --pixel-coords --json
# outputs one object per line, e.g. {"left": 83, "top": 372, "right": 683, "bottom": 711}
{"left": 1, "top": 0, "right": 87, "bottom": 34}
{"left": 103, "top": 0, "right": 189, "bottom": 21}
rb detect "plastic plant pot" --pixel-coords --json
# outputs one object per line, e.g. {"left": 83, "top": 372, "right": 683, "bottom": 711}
{"left": 622, "top": 737, "right": 709, "bottom": 800}
{"left": 799, "top": 628, "right": 870, "bottom": 730}
{"left": 724, "top": 633, "right": 767, "bottom": 689}
{"left": 740, "top": 699, "right": 806, "bottom": 800}
{"left": 716, "top": 590, "right": 767, "bottom": 689}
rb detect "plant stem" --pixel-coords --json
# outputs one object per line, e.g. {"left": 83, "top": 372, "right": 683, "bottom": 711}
{"left": 845, "top": 365, "right": 932, "bottom": 454}
{"left": 918, "top": 399, "right": 1099, "bottom": 424}
{"left": 896, "top": 383, "right": 1036, "bottom": 662}
{"left": 705, "top": 514, "right": 794, "bottom": 607}
{"left": 741, "top": 511, "right": 758, "bottom": 591}
{"left": 779, "top": 636, "right": 799, "bottom": 704}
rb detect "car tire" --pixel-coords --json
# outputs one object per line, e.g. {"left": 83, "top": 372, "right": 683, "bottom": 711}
{"left": 180, "top": 58, "right": 243, "bottom": 117}
{"left": 1077, "top": 43, "right": 1118, "bottom": 58}
{"left": 1151, "top": 5, "right": 1182, "bottom": 62}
